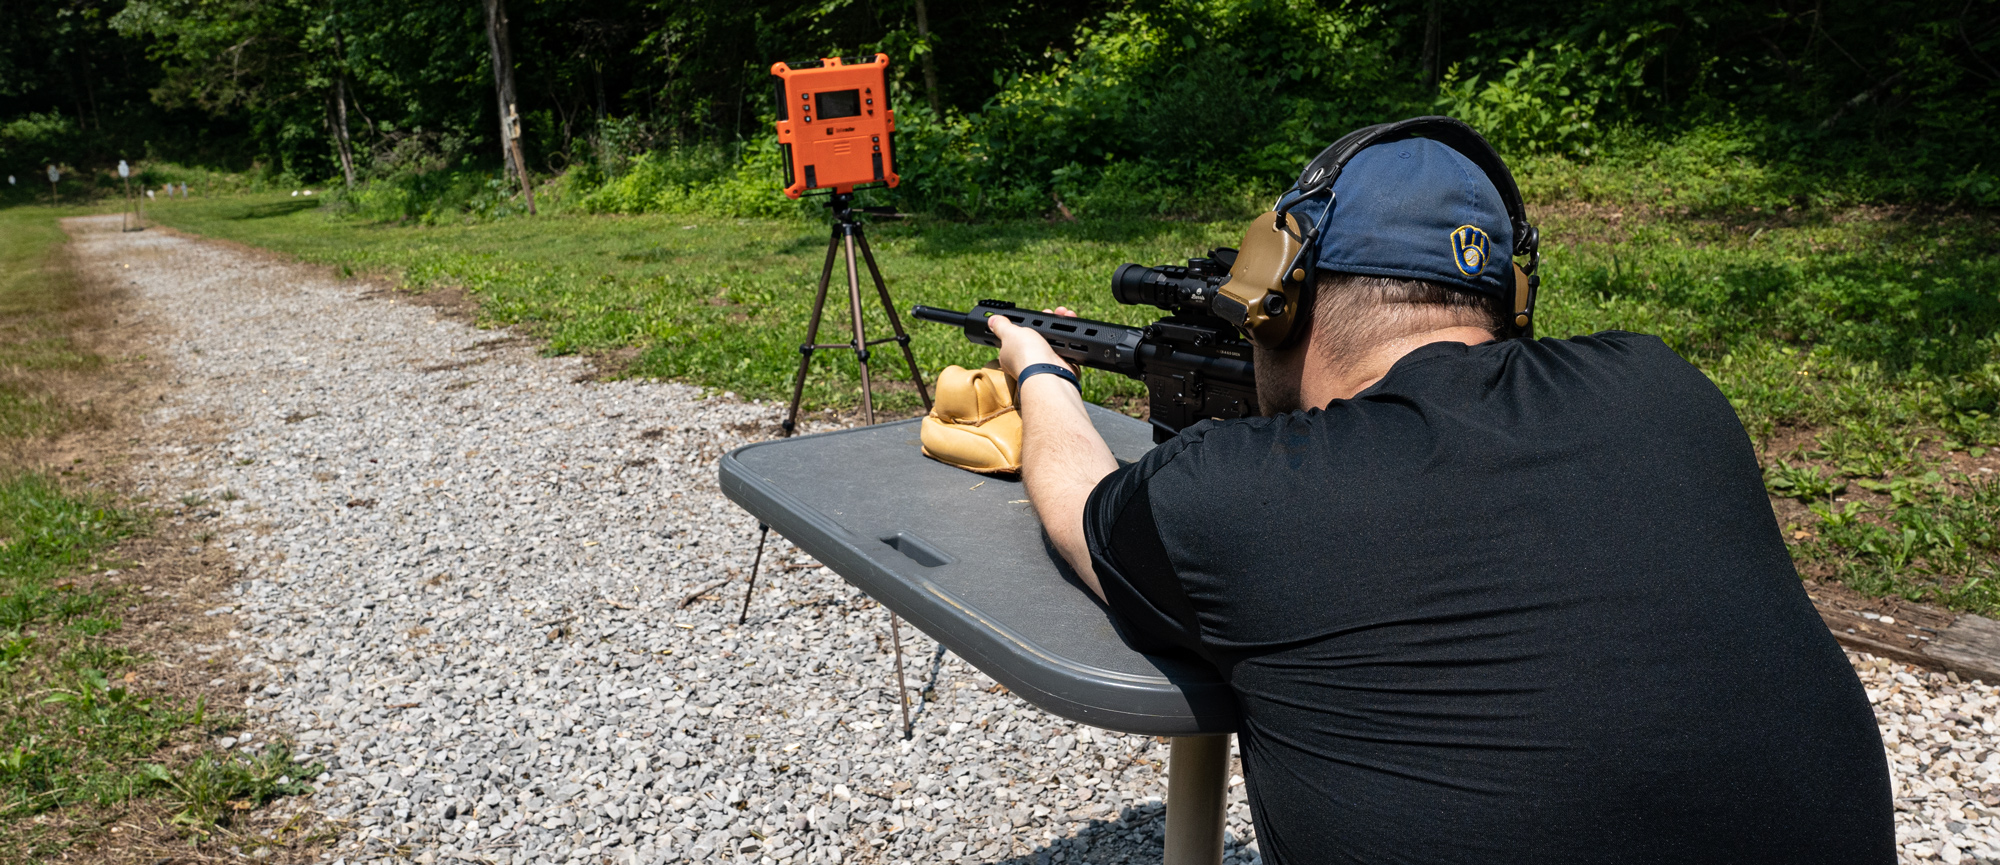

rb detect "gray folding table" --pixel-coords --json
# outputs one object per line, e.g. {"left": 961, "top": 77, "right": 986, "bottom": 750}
{"left": 719, "top": 405, "right": 1241, "bottom": 865}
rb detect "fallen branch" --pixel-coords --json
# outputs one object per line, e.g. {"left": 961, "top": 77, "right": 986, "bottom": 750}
{"left": 678, "top": 577, "right": 732, "bottom": 609}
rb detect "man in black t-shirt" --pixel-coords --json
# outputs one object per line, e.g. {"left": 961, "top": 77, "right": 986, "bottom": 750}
{"left": 986, "top": 136, "right": 1893, "bottom": 863}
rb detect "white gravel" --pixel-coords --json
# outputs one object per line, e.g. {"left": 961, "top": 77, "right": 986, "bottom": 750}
{"left": 71, "top": 215, "right": 1261, "bottom": 865}
{"left": 68, "top": 216, "right": 1988, "bottom": 865}
{"left": 1854, "top": 651, "right": 2000, "bottom": 864}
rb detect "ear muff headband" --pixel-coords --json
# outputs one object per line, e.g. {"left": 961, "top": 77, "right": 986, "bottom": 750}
{"left": 1214, "top": 116, "right": 1542, "bottom": 350}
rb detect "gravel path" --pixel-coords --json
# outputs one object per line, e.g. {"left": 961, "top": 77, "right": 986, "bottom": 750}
{"left": 67, "top": 215, "right": 1990, "bottom": 865}
{"left": 1858, "top": 655, "right": 2000, "bottom": 863}
{"left": 72, "top": 215, "right": 1257, "bottom": 865}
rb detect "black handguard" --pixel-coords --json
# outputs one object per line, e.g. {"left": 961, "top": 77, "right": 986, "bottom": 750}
{"left": 910, "top": 300, "right": 1259, "bottom": 443}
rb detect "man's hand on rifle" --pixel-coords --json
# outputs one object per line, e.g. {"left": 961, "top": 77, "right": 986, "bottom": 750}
{"left": 987, "top": 307, "right": 1116, "bottom": 601}
{"left": 987, "top": 307, "right": 1083, "bottom": 379}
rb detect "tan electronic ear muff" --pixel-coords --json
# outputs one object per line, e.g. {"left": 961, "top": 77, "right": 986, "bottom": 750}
{"left": 1212, "top": 212, "right": 1309, "bottom": 350}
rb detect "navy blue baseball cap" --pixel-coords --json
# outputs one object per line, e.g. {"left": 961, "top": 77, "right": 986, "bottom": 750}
{"left": 1277, "top": 138, "right": 1514, "bottom": 298}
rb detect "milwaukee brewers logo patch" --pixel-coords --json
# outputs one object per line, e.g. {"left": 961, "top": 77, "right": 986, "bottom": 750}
{"left": 1451, "top": 225, "right": 1491, "bottom": 276}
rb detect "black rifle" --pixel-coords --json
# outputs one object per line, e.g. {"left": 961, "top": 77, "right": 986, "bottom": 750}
{"left": 911, "top": 262, "right": 1259, "bottom": 443}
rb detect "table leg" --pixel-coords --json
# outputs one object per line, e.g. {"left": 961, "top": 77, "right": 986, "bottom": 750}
{"left": 1163, "top": 734, "right": 1231, "bottom": 865}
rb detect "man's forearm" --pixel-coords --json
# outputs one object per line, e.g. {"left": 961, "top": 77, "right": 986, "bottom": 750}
{"left": 1019, "top": 376, "right": 1119, "bottom": 601}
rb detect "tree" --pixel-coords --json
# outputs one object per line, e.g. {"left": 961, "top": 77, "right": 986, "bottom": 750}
{"left": 327, "top": 21, "right": 355, "bottom": 190}
{"left": 913, "top": 0, "right": 940, "bottom": 114}
{"left": 481, "top": 0, "right": 534, "bottom": 213}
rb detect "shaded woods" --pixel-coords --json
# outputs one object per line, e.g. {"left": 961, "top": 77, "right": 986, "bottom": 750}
{"left": 3, "top": 0, "right": 1997, "bottom": 214}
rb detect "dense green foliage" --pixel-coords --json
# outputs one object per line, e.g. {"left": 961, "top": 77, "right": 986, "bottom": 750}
{"left": 5, "top": 0, "right": 1997, "bottom": 213}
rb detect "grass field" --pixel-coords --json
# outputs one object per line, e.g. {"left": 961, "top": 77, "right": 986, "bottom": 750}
{"left": 137, "top": 192, "right": 2000, "bottom": 614}
{"left": 0, "top": 206, "right": 319, "bottom": 862}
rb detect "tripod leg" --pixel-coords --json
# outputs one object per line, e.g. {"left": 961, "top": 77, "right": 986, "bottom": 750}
{"left": 842, "top": 225, "right": 876, "bottom": 426}
{"left": 783, "top": 226, "right": 844, "bottom": 436}
{"left": 890, "top": 610, "right": 913, "bottom": 739}
{"left": 739, "top": 523, "right": 769, "bottom": 625}
{"left": 855, "top": 228, "right": 933, "bottom": 411}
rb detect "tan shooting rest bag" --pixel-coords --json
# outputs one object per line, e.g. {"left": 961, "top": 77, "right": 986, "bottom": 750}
{"left": 920, "top": 363, "right": 1023, "bottom": 475}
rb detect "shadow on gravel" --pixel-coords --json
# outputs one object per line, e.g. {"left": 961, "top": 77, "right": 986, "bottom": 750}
{"left": 977, "top": 800, "right": 1254, "bottom": 864}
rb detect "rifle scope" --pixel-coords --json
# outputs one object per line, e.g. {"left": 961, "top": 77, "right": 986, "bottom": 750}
{"left": 1109, "top": 249, "right": 1237, "bottom": 313}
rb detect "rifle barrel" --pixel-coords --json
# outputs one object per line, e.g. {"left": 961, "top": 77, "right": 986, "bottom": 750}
{"left": 909, "top": 305, "right": 970, "bottom": 328}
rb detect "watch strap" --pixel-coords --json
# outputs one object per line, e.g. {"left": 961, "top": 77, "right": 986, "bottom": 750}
{"left": 1018, "top": 362, "right": 1081, "bottom": 392}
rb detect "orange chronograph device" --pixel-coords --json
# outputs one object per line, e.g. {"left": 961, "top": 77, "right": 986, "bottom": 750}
{"left": 772, "top": 54, "right": 898, "bottom": 198}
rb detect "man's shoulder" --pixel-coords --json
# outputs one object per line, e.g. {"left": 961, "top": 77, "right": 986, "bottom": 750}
{"left": 1143, "top": 330, "right": 1709, "bottom": 451}
{"left": 1105, "top": 413, "right": 1298, "bottom": 498}
{"left": 1128, "top": 413, "right": 1279, "bottom": 472}
{"left": 1505, "top": 330, "right": 1722, "bottom": 402}
{"left": 1450, "top": 330, "right": 1685, "bottom": 372}
{"left": 1525, "top": 330, "right": 1683, "bottom": 364}
{"left": 1383, "top": 330, "right": 1712, "bottom": 403}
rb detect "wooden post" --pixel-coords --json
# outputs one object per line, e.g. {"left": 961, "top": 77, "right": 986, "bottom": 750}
{"left": 507, "top": 103, "right": 534, "bottom": 213}
{"left": 914, "top": 0, "right": 942, "bottom": 114}
{"left": 481, "top": 0, "right": 536, "bottom": 214}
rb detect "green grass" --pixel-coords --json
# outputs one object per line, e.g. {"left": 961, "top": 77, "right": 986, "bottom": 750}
{"left": 0, "top": 206, "right": 318, "bottom": 861}
{"left": 142, "top": 191, "right": 2000, "bottom": 615}
{"left": 0, "top": 474, "right": 319, "bottom": 860}
{"left": 151, "top": 193, "right": 1254, "bottom": 413}
{"left": 0, "top": 207, "right": 107, "bottom": 439}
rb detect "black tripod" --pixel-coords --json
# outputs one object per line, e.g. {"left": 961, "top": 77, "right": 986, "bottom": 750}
{"left": 739, "top": 191, "right": 931, "bottom": 736}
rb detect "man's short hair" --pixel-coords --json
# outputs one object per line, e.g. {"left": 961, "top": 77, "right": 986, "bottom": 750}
{"left": 1310, "top": 271, "right": 1508, "bottom": 367}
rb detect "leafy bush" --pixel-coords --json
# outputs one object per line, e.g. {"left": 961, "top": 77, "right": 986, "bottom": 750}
{"left": 0, "top": 114, "right": 81, "bottom": 175}
{"left": 576, "top": 140, "right": 815, "bottom": 220}
{"left": 281, "top": 0, "right": 2000, "bottom": 222}
{"left": 1435, "top": 28, "right": 1661, "bottom": 157}
{"left": 336, "top": 169, "right": 537, "bottom": 225}
{"left": 902, "top": 0, "right": 1404, "bottom": 218}
{"left": 544, "top": 0, "right": 1409, "bottom": 222}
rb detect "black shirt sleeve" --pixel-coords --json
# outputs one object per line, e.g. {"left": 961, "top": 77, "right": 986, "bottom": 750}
{"left": 1083, "top": 434, "right": 1208, "bottom": 658}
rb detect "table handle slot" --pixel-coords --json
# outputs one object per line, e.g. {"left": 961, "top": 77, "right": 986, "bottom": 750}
{"left": 879, "top": 531, "right": 953, "bottom": 568}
